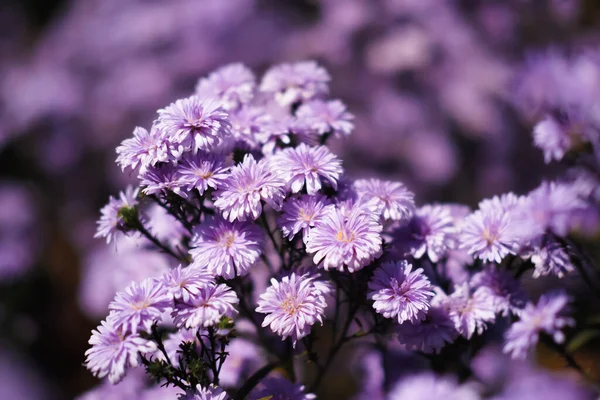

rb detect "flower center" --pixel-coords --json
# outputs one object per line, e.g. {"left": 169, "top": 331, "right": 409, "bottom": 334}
{"left": 281, "top": 298, "right": 297, "bottom": 316}
{"left": 336, "top": 229, "right": 355, "bottom": 243}
{"left": 299, "top": 208, "right": 314, "bottom": 222}
{"left": 482, "top": 228, "right": 498, "bottom": 245}
{"left": 220, "top": 232, "right": 237, "bottom": 248}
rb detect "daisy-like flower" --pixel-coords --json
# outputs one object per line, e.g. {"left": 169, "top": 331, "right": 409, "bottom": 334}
{"left": 278, "top": 194, "right": 333, "bottom": 243}
{"left": 176, "top": 152, "right": 229, "bottom": 195}
{"left": 294, "top": 99, "right": 354, "bottom": 138}
{"left": 249, "top": 377, "right": 316, "bottom": 400}
{"left": 85, "top": 317, "right": 157, "bottom": 384}
{"left": 229, "top": 106, "right": 269, "bottom": 150}
{"left": 256, "top": 273, "right": 327, "bottom": 346}
{"left": 172, "top": 283, "right": 239, "bottom": 329}
{"left": 109, "top": 277, "right": 172, "bottom": 334}
{"left": 95, "top": 186, "right": 139, "bottom": 244}
{"left": 195, "top": 63, "right": 256, "bottom": 110}
{"left": 533, "top": 115, "right": 573, "bottom": 164}
{"left": 188, "top": 217, "right": 264, "bottom": 279}
{"left": 396, "top": 305, "right": 458, "bottom": 354}
{"left": 306, "top": 205, "right": 383, "bottom": 272}
{"left": 471, "top": 265, "right": 527, "bottom": 316}
{"left": 139, "top": 164, "right": 189, "bottom": 198}
{"left": 526, "top": 234, "right": 574, "bottom": 278}
{"left": 393, "top": 204, "right": 457, "bottom": 262}
{"left": 271, "top": 143, "right": 343, "bottom": 195}
{"left": 504, "top": 291, "right": 574, "bottom": 359}
{"left": 477, "top": 192, "right": 523, "bottom": 213}
{"left": 259, "top": 61, "right": 330, "bottom": 106}
{"left": 354, "top": 178, "right": 415, "bottom": 221}
{"left": 459, "top": 207, "right": 520, "bottom": 263}
{"left": 368, "top": 260, "right": 435, "bottom": 324}
{"left": 213, "top": 154, "right": 286, "bottom": 222}
{"left": 162, "top": 265, "right": 214, "bottom": 302}
{"left": 179, "top": 384, "right": 229, "bottom": 400}
{"left": 157, "top": 95, "right": 231, "bottom": 155}
{"left": 444, "top": 284, "right": 496, "bottom": 339}
{"left": 116, "top": 125, "right": 170, "bottom": 172}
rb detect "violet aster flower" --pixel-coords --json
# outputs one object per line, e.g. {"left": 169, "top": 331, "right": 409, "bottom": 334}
{"left": 249, "top": 377, "right": 316, "bottom": 400}
{"left": 162, "top": 265, "right": 214, "bottom": 302}
{"left": 195, "top": 63, "right": 256, "bottom": 110}
{"left": 388, "top": 373, "right": 479, "bottom": 400}
{"left": 177, "top": 151, "right": 229, "bottom": 195}
{"left": 116, "top": 125, "right": 170, "bottom": 172}
{"left": 294, "top": 99, "right": 354, "bottom": 138}
{"left": 504, "top": 291, "right": 574, "bottom": 359}
{"left": 271, "top": 143, "right": 343, "bottom": 195}
{"left": 229, "top": 106, "right": 270, "bottom": 150}
{"left": 188, "top": 217, "right": 264, "bottom": 279}
{"left": 306, "top": 205, "right": 383, "bottom": 272}
{"left": 393, "top": 204, "right": 457, "bottom": 262}
{"left": 368, "top": 260, "right": 435, "bottom": 323}
{"left": 85, "top": 317, "right": 157, "bottom": 384}
{"left": 478, "top": 193, "right": 523, "bottom": 213}
{"left": 278, "top": 194, "right": 334, "bottom": 243}
{"left": 471, "top": 265, "right": 527, "bottom": 316}
{"left": 213, "top": 154, "right": 286, "bottom": 222}
{"left": 533, "top": 115, "right": 573, "bottom": 163}
{"left": 354, "top": 178, "right": 415, "bottom": 221}
{"left": 139, "top": 163, "right": 189, "bottom": 198}
{"left": 157, "top": 95, "right": 231, "bottom": 155}
{"left": 95, "top": 186, "right": 139, "bottom": 244}
{"left": 259, "top": 61, "right": 330, "bottom": 106}
{"left": 445, "top": 284, "right": 496, "bottom": 339}
{"left": 179, "top": 384, "right": 229, "bottom": 400}
{"left": 256, "top": 273, "right": 327, "bottom": 346}
{"left": 526, "top": 235, "right": 574, "bottom": 278}
{"left": 108, "top": 277, "right": 172, "bottom": 334}
{"left": 396, "top": 305, "right": 458, "bottom": 354}
{"left": 459, "top": 207, "right": 520, "bottom": 263}
{"left": 172, "top": 283, "right": 239, "bottom": 329}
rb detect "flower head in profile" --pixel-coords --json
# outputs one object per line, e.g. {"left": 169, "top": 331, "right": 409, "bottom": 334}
{"left": 278, "top": 194, "right": 333, "bottom": 243}
{"left": 116, "top": 125, "right": 170, "bottom": 172}
{"left": 249, "top": 377, "right": 316, "bottom": 400}
{"left": 172, "top": 283, "right": 239, "bottom": 329}
{"left": 444, "top": 284, "right": 496, "bottom": 339}
{"left": 504, "top": 291, "right": 574, "bottom": 359}
{"left": 95, "top": 186, "right": 139, "bottom": 244}
{"left": 396, "top": 305, "right": 458, "bottom": 354}
{"left": 354, "top": 178, "right": 415, "bottom": 221}
{"left": 196, "top": 63, "right": 256, "bottom": 110}
{"left": 157, "top": 95, "right": 231, "bottom": 155}
{"left": 306, "top": 205, "right": 382, "bottom": 272}
{"left": 260, "top": 61, "right": 330, "bottom": 106}
{"left": 533, "top": 115, "right": 574, "bottom": 163}
{"left": 256, "top": 273, "right": 327, "bottom": 346}
{"left": 393, "top": 204, "right": 457, "bottom": 262}
{"left": 294, "top": 99, "right": 354, "bottom": 138}
{"left": 162, "top": 265, "right": 214, "bottom": 302}
{"left": 214, "top": 154, "right": 286, "bottom": 222}
{"left": 271, "top": 143, "right": 343, "bottom": 195}
{"left": 177, "top": 152, "right": 229, "bottom": 195}
{"left": 178, "top": 384, "right": 229, "bottom": 400}
{"left": 525, "top": 234, "right": 574, "bottom": 278}
{"left": 108, "top": 277, "right": 172, "bottom": 334}
{"left": 189, "top": 217, "right": 263, "bottom": 279}
{"left": 85, "top": 317, "right": 157, "bottom": 384}
{"left": 368, "top": 260, "right": 435, "bottom": 323}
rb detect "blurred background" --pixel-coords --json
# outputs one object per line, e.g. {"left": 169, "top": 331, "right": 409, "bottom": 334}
{"left": 1, "top": 0, "right": 600, "bottom": 398}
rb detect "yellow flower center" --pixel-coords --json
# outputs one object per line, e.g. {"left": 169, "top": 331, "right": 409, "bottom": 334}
{"left": 336, "top": 229, "right": 355, "bottom": 243}
{"left": 281, "top": 298, "right": 297, "bottom": 316}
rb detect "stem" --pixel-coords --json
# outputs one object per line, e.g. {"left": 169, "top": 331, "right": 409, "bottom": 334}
{"left": 234, "top": 362, "right": 280, "bottom": 400}
{"left": 260, "top": 213, "right": 286, "bottom": 267}
{"left": 136, "top": 222, "right": 187, "bottom": 263}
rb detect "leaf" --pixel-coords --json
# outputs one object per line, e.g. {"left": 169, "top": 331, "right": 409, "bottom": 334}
{"left": 567, "top": 329, "right": 600, "bottom": 353}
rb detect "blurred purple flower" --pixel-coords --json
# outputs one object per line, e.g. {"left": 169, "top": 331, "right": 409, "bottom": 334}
{"left": 179, "top": 384, "right": 229, "bottom": 400}
{"left": 260, "top": 61, "right": 330, "bottom": 106}
{"left": 526, "top": 235, "right": 574, "bottom": 279}
{"left": 388, "top": 373, "right": 479, "bottom": 400}
{"left": 294, "top": 99, "right": 354, "bottom": 138}
{"left": 396, "top": 305, "right": 458, "bottom": 354}
{"left": 533, "top": 115, "right": 573, "bottom": 163}
{"left": 471, "top": 265, "right": 527, "bottom": 316}
{"left": 445, "top": 284, "right": 496, "bottom": 339}
{"left": 354, "top": 178, "right": 415, "bottom": 221}
{"left": 249, "top": 377, "right": 316, "bottom": 400}
{"left": 196, "top": 63, "right": 256, "bottom": 110}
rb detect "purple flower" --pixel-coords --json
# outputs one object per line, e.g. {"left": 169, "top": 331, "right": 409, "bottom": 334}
{"left": 478, "top": 193, "right": 523, "bottom": 213}
{"left": 294, "top": 99, "right": 354, "bottom": 138}
{"left": 85, "top": 317, "right": 157, "bottom": 384}
{"left": 471, "top": 265, "right": 527, "bottom": 316}
{"left": 139, "top": 163, "right": 189, "bottom": 198}
{"left": 444, "top": 284, "right": 496, "bottom": 339}
{"left": 219, "top": 338, "right": 264, "bottom": 388}
{"left": 259, "top": 61, "right": 330, "bottom": 106}
{"left": 306, "top": 205, "right": 382, "bottom": 272}
{"left": 278, "top": 194, "right": 334, "bottom": 243}
{"left": 533, "top": 115, "right": 573, "bottom": 163}
{"left": 108, "top": 277, "right": 172, "bottom": 334}
{"left": 229, "top": 106, "right": 269, "bottom": 150}
{"left": 459, "top": 207, "right": 520, "bottom": 263}
{"left": 189, "top": 217, "right": 264, "bottom": 279}
{"left": 179, "top": 384, "right": 229, "bottom": 400}
{"left": 393, "top": 204, "right": 457, "bottom": 262}
{"left": 116, "top": 125, "right": 170, "bottom": 172}
{"left": 172, "top": 283, "right": 239, "bottom": 329}
{"left": 195, "top": 63, "right": 256, "bottom": 110}
{"left": 354, "top": 178, "right": 415, "bottom": 221}
{"left": 213, "top": 154, "right": 286, "bottom": 222}
{"left": 526, "top": 235, "right": 574, "bottom": 278}
{"left": 396, "top": 305, "right": 458, "bottom": 354}
{"left": 157, "top": 95, "right": 231, "bottom": 155}
{"left": 271, "top": 143, "right": 343, "bottom": 195}
{"left": 256, "top": 273, "right": 327, "bottom": 346}
{"left": 95, "top": 186, "right": 139, "bottom": 244}
{"left": 388, "top": 373, "right": 479, "bottom": 400}
{"left": 368, "top": 260, "right": 435, "bottom": 323}
{"left": 503, "top": 291, "right": 574, "bottom": 359}
{"left": 162, "top": 265, "right": 214, "bottom": 302}
{"left": 177, "top": 152, "right": 229, "bottom": 195}
{"left": 249, "top": 377, "right": 316, "bottom": 400}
